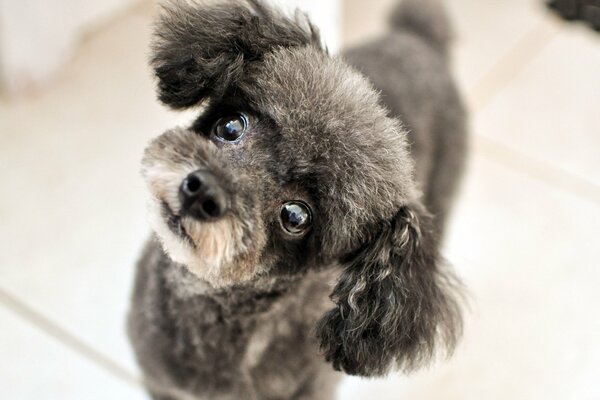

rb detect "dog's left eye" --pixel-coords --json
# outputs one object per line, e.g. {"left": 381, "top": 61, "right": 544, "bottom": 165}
{"left": 212, "top": 113, "right": 248, "bottom": 142}
{"left": 280, "top": 201, "right": 312, "bottom": 236}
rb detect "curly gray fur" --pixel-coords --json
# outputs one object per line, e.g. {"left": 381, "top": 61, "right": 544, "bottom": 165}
{"left": 129, "top": 0, "right": 467, "bottom": 398}
{"left": 316, "top": 205, "right": 463, "bottom": 376}
{"left": 152, "top": 0, "right": 322, "bottom": 108}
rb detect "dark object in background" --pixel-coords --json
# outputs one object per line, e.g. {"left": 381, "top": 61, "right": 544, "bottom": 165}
{"left": 548, "top": 0, "right": 600, "bottom": 31}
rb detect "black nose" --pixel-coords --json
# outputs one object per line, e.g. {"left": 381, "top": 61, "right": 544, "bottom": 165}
{"left": 179, "top": 170, "right": 228, "bottom": 220}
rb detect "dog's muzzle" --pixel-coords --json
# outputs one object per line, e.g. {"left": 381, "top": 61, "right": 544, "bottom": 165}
{"left": 179, "top": 169, "right": 229, "bottom": 221}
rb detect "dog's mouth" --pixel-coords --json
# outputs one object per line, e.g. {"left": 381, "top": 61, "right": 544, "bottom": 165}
{"left": 160, "top": 201, "right": 195, "bottom": 246}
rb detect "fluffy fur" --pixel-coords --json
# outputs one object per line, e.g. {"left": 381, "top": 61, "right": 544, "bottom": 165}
{"left": 128, "top": 0, "right": 467, "bottom": 398}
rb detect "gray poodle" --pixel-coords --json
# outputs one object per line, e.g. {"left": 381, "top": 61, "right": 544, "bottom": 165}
{"left": 128, "top": 0, "right": 467, "bottom": 399}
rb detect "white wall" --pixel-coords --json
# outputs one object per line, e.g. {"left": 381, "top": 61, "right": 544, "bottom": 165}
{"left": 0, "top": 0, "right": 340, "bottom": 95}
{"left": 0, "top": 0, "right": 139, "bottom": 94}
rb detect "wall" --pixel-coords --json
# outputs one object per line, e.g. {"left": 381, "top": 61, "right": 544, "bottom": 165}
{"left": 0, "top": 0, "right": 340, "bottom": 95}
{"left": 0, "top": 0, "right": 139, "bottom": 94}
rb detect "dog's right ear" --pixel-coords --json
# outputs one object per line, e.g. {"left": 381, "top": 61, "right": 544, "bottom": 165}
{"left": 151, "top": 0, "right": 322, "bottom": 109}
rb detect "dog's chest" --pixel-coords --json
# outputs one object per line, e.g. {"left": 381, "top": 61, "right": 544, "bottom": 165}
{"left": 160, "top": 287, "right": 321, "bottom": 398}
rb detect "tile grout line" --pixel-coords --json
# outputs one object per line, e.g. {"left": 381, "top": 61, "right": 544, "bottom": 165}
{"left": 474, "top": 135, "right": 600, "bottom": 204}
{"left": 468, "top": 16, "right": 560, "bottom": 111}
{"left": 0, "top": 287, "right": 143, "bottom": 389}
{"left": 466, "top": 13, "right": 600, "bottom": 205}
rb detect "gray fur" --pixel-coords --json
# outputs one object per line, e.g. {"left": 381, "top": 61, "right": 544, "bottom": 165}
{"left": 129, "top": 0, "right": 467, "bottom": 398}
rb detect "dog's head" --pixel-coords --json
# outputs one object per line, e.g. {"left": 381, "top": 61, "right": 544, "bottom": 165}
{"left": 143, "top": 0, "right": 462, "bottom": 377}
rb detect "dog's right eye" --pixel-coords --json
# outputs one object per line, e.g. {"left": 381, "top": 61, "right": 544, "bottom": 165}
{"left": 212, "top": 113, "right": 248, "bottom": 142}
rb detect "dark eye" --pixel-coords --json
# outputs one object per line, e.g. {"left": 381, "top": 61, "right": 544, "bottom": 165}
{"left": 212, "top": 113, "right": 248, "bottom": 142}
{"left": 280, "top": 201, "right": 312, "bottom": 236}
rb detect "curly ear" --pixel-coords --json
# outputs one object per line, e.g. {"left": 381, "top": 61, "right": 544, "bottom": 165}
{"left": 151, "top": 0, "right": 322, "bottom": 109}
{"left": 316, "top": 204, "right": 463, "bottom": 376}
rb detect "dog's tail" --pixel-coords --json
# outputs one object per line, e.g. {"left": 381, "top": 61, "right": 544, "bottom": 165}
{"left": 389, "top": 0, "right": 452, "bottom": 55}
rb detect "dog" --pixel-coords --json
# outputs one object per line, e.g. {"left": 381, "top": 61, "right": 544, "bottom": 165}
{"left": 128, "top": 0, "right": 467, "bottom": 399}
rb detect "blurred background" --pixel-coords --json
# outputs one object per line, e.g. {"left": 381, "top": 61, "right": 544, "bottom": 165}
{"left": 0, "top": 0, "right": 599, "bottom": 398}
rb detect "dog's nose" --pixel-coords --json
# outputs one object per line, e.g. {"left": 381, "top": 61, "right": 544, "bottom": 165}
{"left": 179, "top": 170, "right": 228, "bottom": 220}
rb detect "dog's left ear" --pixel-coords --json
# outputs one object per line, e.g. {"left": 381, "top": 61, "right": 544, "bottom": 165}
{"left": 151, "top": 0, "right": 322, "bottom": 109}
{"left": 316, "top": 203, "right": 463, "bottom": 376}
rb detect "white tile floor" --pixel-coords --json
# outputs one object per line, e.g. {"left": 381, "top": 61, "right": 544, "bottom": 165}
{"left": 1, "top": 0, "right": 599, "bottom": 399}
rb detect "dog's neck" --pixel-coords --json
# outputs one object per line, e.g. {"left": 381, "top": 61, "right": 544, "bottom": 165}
{"left": 163, "top": 258, "right": 304, "bottom": 319}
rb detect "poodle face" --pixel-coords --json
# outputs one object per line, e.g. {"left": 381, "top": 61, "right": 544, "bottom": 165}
{"left": 142, "top": 44, "right": 412, "bottom": 287}
{"left": 143, "top": 0, "right": 462, "bottom": 377}
{"left": 143, "top": 0, "right": 415, "bottom": 287}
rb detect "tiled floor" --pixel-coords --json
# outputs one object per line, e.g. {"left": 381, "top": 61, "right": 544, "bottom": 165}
{"left": 1, "top": 0, "right": 599, "bottom": 399}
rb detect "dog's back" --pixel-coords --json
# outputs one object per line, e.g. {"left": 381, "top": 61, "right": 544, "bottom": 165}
{"left": 344, "top": 0, "right": 467, "bottom": 233}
